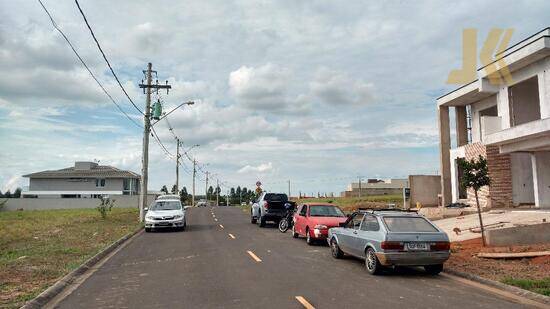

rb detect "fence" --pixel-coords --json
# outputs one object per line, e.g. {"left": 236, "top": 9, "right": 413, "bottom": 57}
{"left": 1, "top": 195, "right": 157, "bottom": 211}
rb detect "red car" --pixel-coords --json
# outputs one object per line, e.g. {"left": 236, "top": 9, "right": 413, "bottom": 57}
{"left": 292, "top": 203, "right": 348, "bottom": 245}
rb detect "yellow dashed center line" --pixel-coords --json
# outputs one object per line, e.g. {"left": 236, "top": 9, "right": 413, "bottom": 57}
{"left": 214, "top": 218, "right": 218, "bottom": 222}
{"left": 295, "top": 296, "right": 315, "bottom": 309}
{"left": 219, "top": 224, "right": 224, "bottom": 229}
{"left": 246, "top": 250, "right": 262, "bottom": 262}
{"left": 228, "top": 233, "right": 236, "bottom": 239}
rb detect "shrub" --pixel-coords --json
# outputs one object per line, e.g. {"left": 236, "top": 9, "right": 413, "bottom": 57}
{"left": 96, "top": 196, "right": 116, "bottom": 219}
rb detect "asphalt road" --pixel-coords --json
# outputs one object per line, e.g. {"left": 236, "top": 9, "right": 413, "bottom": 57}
{"left": 55, "top": 206, "right": 534, "bottom": 309}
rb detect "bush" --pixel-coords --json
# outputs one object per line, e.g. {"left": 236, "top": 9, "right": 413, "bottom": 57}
{"left": 96, "top": 196, "right": 116, "bottom": 219}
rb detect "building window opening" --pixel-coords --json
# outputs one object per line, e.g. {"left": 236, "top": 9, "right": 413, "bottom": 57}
{"left": 509, "top": 76, "right": 541, "bottom": 127}
{"left": 96, "top": 178, "right": 106, "bottom": 187}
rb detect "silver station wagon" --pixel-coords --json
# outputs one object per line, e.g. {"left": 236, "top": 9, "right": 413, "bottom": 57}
{"left": 327, "top": 209, "right": 450, "bottom": 275}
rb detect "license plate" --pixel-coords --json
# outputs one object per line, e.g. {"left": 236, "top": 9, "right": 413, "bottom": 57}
{"left": 157, "top": 222, "right": 170, "bottom": 226}
{"left": 406, "top": 242, "right": 429, "bottom": 251}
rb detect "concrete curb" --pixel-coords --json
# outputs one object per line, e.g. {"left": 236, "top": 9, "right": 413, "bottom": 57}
{"left": 444, "top": 268, "right": 550, "bottom": 305}
{"left": 21, "top": 227, "right": 143, "bottom": 309}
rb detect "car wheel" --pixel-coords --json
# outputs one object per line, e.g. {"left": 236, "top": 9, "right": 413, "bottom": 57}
{"left": 258, "top": 216, "right": 266, "bottom": 227}
{"left": 306, "top": 228, "right": 314, "bottom": 245}
{"left": 250, "top": 211, "right": 257, "bottom": 224}
{"left": 330, "top": 238, "right": 344, "bottom": 259}
{"left": 292, "top": 225, "right": 299, "bottom": 238}
{"left": 182, "top": 221, "right": 186, "bottom": 231}
{"left": 424, "top": 264, "right": 443, "bottom": 275}
{"left": 365, "top": 247, "right": 382, "bottom": 275}
{"left": 145, "top": 227, "right": 151, "bottom": 233}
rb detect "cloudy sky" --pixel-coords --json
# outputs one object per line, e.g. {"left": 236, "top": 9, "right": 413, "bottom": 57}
{"left": 0, "top": 0, "right": 548, "bottom": 195}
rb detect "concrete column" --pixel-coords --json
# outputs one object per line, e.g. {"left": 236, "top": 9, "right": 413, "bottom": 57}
{"left": 538, "top": 70, "right": 550, "bottom": 119}
{"left": 532, "top": 151, "right": 550, "bottom": 208}
{"left": 438, "top": 106, "right": 452, "bottom": 207}
{"left": 455, "top": 106, "right": 468, "bottom": 146}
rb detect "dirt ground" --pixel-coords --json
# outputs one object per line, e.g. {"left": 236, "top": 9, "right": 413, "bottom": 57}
{"left": 446, "top": 237, "right": 550, "bottom": 281}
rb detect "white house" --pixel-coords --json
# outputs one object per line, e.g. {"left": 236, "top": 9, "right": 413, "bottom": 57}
{"left": 437, "top": 27, "right": 550, "bottom": 209}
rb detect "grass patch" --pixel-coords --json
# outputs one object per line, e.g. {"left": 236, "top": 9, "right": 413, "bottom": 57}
{"left": 501, "top": 277, "right": 550, "bottom": 296}
{"left": 0, "top": 207, "right": 141, "bottom": 308}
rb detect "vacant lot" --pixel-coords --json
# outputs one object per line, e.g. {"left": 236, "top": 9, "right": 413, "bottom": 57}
{"left": 236, "top": 195, "right": 403, "bottom": 214}
{"left": 0, "top": 208, "right": 141, "bottom": 308}
{"left": 295, "top": 195, "right": 403, "bottom": 212}
{"left": 446, "top": 238, "right": 550, "bottom": 296}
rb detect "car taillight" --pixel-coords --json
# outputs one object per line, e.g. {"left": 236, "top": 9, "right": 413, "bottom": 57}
{"left": 263, "top": 201, "right": 269, "bottom": 209}
{"left": 430, "top": 241, "right": 450, "bottom": 251}
{"left": 381, "top": 241, "right": 404, "bottom": 250}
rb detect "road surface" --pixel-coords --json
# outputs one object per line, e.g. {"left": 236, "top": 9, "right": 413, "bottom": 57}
{"left": 54, "top": 206, "right": 534, "bottom": 308}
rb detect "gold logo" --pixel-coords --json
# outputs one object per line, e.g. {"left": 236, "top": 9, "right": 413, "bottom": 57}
{"left": 447, "top": 28, "right": 514, "bottom": 86}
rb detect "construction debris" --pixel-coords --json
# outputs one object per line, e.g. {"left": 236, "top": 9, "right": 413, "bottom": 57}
{"left": 477, "top": 251, "right": 550, "bottom": 259}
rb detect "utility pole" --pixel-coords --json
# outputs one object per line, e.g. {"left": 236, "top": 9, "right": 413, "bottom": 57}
{"left": 138, "top": 63, "right": 171, "bottom": 222}
{"left": 192, "top": 159, "right": 196, "bottom": 207}
{"left": 205, "top": 171, "right": 209, "bottom": 203}
{"left": 175, "top": 138, "right": 181, "bottom": 193}
{"left": 287, "top": 180, "right": 291, "bottom": 199}
{"left": 358, "top": 176, "right": 364, "bottom": 199}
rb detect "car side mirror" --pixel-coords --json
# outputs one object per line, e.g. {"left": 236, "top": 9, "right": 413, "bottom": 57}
{"left": 184, "top": 206, "right": 191, "bottom": 210}
{"left": 339, "top": 222, "right": 347, "bottom": 227}
{"left": 144, "top": 207, "right": 148, "bottom": 212}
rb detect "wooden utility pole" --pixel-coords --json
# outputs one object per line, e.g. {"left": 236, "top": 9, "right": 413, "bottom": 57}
{"left": 192, "top": 159, "right": 196, "bottom": 206}
{"left": 288, "top": 180, "right": 291, "bottom": 199}
{"left": 138, "top": 63, "right": 171, "bottom": 222}
{"left": 175, "top": 138, "right": 181, "bottom": 192}
{"left": 358, "top": 176, "right": 363, "bottom": 199}
{"left": 205, "top": 171, "right": 209, "bottom": 203}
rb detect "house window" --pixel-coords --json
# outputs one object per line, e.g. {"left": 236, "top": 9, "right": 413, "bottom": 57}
{"left": 509, "top": 76, "right": 541, "bottom": 127}
{"left": 95, "top": 178, "right": 106, "bottom": 187}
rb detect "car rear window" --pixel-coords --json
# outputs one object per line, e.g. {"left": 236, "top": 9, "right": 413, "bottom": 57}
{"left": 264, "top": 193, "right": 288, "bottom": 202}
{"left": 309, "top": 205, "right": 345, "bottom": 217}
{"left": 383, "top": 216, "right": 438, "bottom": 232}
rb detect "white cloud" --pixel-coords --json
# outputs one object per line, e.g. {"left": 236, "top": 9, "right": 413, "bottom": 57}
{"left": 238, "top": 162, "right": 273, "bottom": 174}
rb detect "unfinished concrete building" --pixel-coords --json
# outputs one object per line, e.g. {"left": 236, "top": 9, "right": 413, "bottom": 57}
{"left": 437, "top": 28, "right": 550, "bottom": 209}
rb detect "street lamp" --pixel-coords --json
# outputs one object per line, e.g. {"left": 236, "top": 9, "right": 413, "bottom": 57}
{"left": 152, "top": 101, "right": 194, "bottom": 125}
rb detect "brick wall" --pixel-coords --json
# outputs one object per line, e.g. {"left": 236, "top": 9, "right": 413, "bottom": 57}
{"left": 464, "top": 142, "right": 513, "bottom": 208}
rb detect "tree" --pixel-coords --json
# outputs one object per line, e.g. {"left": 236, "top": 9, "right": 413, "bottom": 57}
{"left": 180, "top": 187, "right": 188, "bottom": 204}
{"left": 457, "top": 155, "right": 491, "bottom": 246}
{"left": 4, "top": 190, "right": 11, "bottom": 198}
{"left": 0, "top": 190, "right": 3, "bottom": 198}
{"left": 171, "top": 184, "right": 178, "bottom": 194}
{"left": 161, "top": 185, "right": 168, "bottom": 194}
{"left": 207, "top": 186, "right": 214, "bottom": 199}
{"left": 13, "top": 188, "right": 22, "bottom": 198}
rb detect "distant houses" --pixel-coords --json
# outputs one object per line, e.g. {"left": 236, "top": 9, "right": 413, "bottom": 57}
{"left": 22, "top": 161, "right": 140, "bottom": 199}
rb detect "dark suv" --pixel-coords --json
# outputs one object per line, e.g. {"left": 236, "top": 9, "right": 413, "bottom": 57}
{"left": 251, "top": 192, "right": 295, "bottom": 227}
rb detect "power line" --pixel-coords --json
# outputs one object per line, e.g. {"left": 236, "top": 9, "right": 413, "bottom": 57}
{"left": 74, "top": 0, "right": 144, "bottom": 115}
{"left": 36, "top": 0, "right": 142, "bottom": 129}
{"left": 150, "top": 126, "right": 174, "bottom": 158}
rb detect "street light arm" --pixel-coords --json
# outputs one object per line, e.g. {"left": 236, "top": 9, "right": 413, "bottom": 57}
{"left": 152, "top": 101, "right": 194, "bottom": 125}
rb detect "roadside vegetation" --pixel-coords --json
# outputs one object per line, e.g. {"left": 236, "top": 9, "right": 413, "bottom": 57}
{"left": 502, "top": 277, "right": 550, "bottom": 296}
{"left": 0, "top": 208, "right": 141, "bottom": 308}
{"left": 294, "top": 195, "right": 403, "bottom": 212}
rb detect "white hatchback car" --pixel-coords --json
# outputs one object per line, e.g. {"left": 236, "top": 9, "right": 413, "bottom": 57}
{"left": 145, "top": 199, "right": 186, "bottom": 232}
